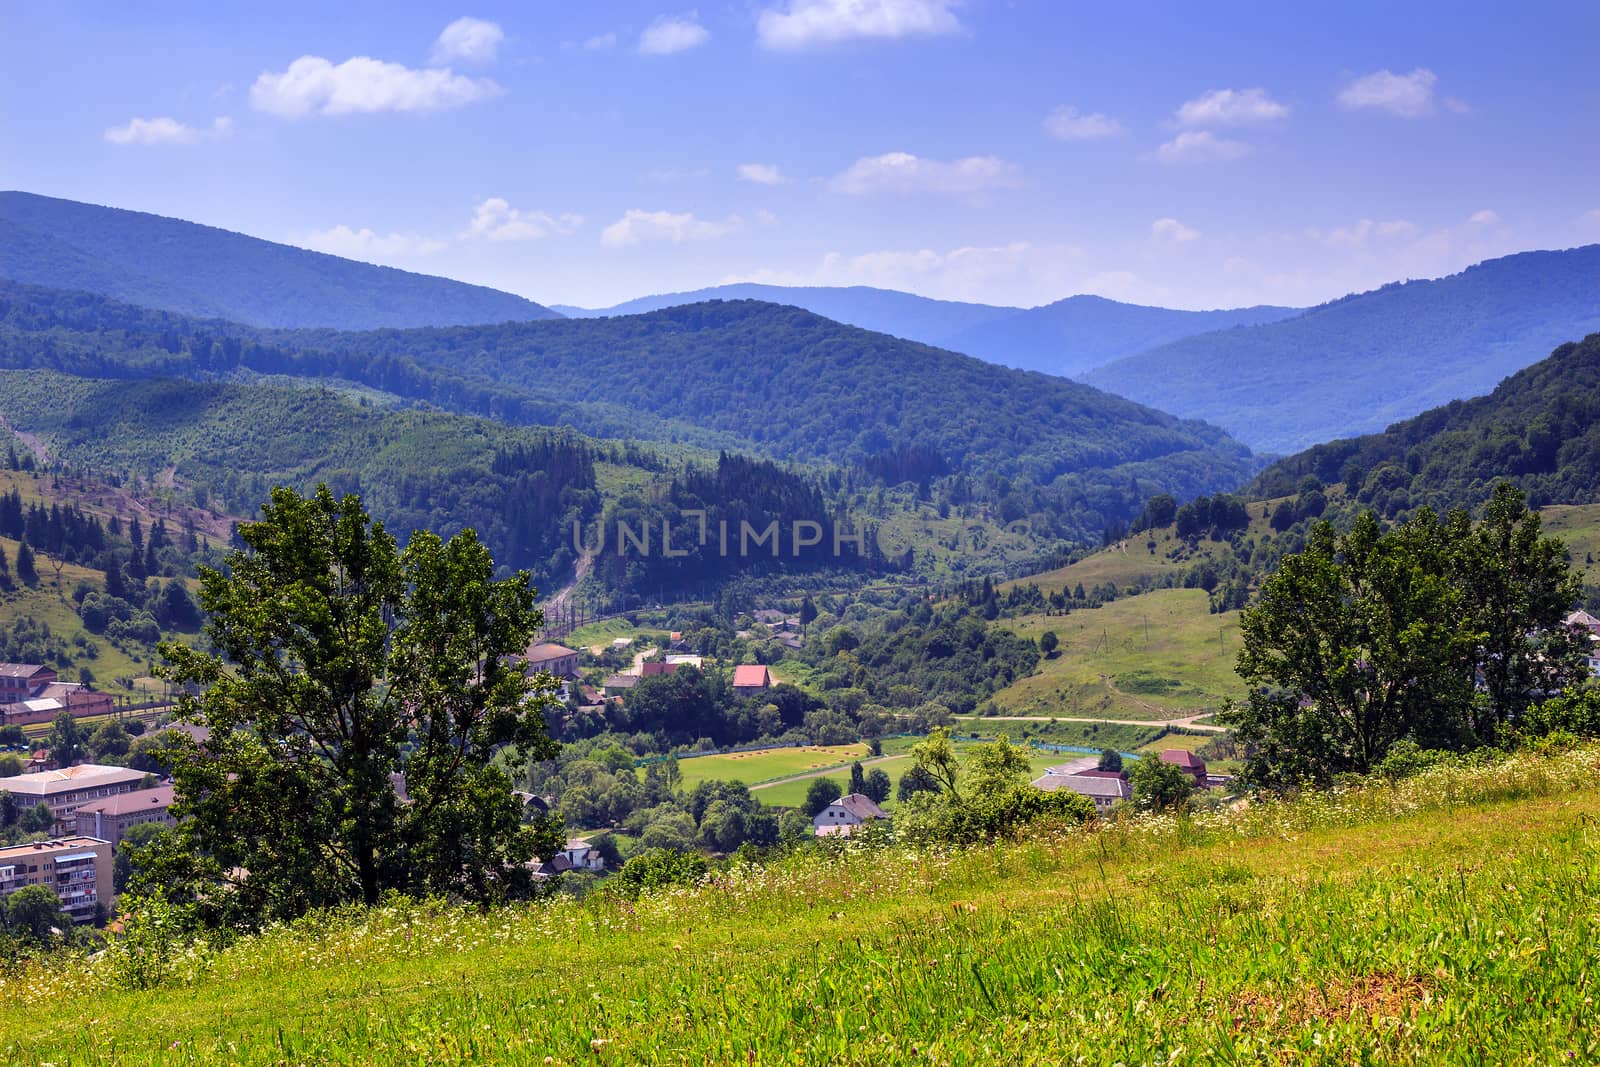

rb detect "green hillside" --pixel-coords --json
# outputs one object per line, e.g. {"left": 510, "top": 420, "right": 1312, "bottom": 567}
{"left": 1251, "top": 332, "right": 1600, "bottom": 518}
{"left": 0, "top": 192, "right": 558, "bottom": 330}
{"left": 556, "top": 284, "right": 1300, "bottom": 377}
{"left": 1086, "top": 245, "right": 1600, "bottom": 452}
{"left": 4, "top": 747, "right": 1598, "bottom": 1063}
{"left": 280, "top": 299, "right": 1259, "bottom": 492}
{"left": 0, "top": 278, "right": 1262, "bottom": 547}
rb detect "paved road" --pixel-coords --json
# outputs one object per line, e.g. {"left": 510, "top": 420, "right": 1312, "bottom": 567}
{"left": 748, "top": 753, "right": 907, "bottom": 792}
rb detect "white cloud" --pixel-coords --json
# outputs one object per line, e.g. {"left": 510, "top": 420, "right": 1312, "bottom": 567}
{"left": 250, "top": 55, "right": 500, "bottom": 117}
{"left": 639, "top": 13, "right": 709, "bottom": 55}
{"left": 601, "top": 209, "right": 741, "bottom": 246}
{"left": 1151, "top": 217, "right": 1199, "bottom": 244}
{"left": 104, "top": 115, "right": 232, "bottom": 145}
{"left": 431, "top": 17, "right": 504, "bottom": 65}
{"left": 757, "top": 0, "right": 962, "bottom": 51}
{"left": 1311, "top": 218, "right": 1419, "bottom": 247}
{"left": 1155, "top": 131, "right": 1250, "bottom": 164}
{"left": 293, "top": 225, "right": 448, "bottom": 261}
{"left": 1469, "top": 209, "right": 1500, "bottom": 225}
{"left": 1337, "top": 68, "right": 1438, "bottom": 118}
{"left": 465, "top": 198, "right": 582, "bottom": 242}
{"left": 1582, "top": 209, "right": 1600, "bottom": 226}
{"left": 830, "top": 152, "right": 1019, "bottom": 195}
{"left": 1175, "top": 87, "right": 1288, "bottom": 126}
{"left": 736, "top": 163, "right": 785, "bottom": 185}
{"left": 584, "top": 33, "right": 618, "bottom": 50}
{"left": 1044, "top": 105, "right": 1122, "bottom": 140}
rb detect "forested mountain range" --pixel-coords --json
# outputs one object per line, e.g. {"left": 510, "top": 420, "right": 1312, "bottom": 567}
{"left": 278, "top": 299, "right": 1258, "bottom": 495}
{"left": 1084, "top": 245, "right": 1600, "bottom": 453}
{"left": 938, "top": 295, "right": 1300, "bottom": 377}
{"left": 1251, "top": 332, "right": 1600, "bottom": 518}
{"left": 553, "top": 284, "right": 1021, "bottom": 344}
{"left": 558, "top": 284, "right": 1299, "bottom": 376}
{"left": 0, "top": 191, "right": 559, "bottom": 330}
{"left": 0, "top": 280, "right": 1261, "bottom": 547}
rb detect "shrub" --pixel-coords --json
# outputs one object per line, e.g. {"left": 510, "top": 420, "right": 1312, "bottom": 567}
{"left": 603, "top": 848, "right": 709, "bottom": 900}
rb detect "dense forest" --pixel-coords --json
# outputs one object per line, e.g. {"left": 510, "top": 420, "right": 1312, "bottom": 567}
{"left": 1086, "top": 245, "right": 1600, "bottom": 451}
{"left": 0, "top": 279, "right": 1259, "bottom": 547}
{"left": 279, "top": 299, "right": 1257, "bottom": 490}
{"left": 561, "top": 284, "right": 1298, "bottom": 378}
{"left": 1251, "top": 332, "right": 1600, "bottom": 518}
{"left": 0, "top": 192, "right": 558, "bottom": 329}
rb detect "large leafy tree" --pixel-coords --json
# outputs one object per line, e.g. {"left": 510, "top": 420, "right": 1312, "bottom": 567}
{"left": 149, "top": 486, "right": 559, "bottom": 928}
{"left": 1227, "top": 485, "right": 1584, "bottom": 785}
{"left": 1446, "top": 482, "right": 1585, "bottom": 739}
{"left": 1227, "top": 511, "right": 1479, "bottom": 784}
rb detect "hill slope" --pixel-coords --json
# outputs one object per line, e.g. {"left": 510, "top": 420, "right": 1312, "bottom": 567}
{"left": 1251, "top": 331, "right": 1600, "bottom": 516}
{"left": 0, "top": 191, "right": 558, "bottom": 330}
{"left": 3, "top": 748, "right": 1598, "bottom": 1063}
{"left": 1085, "top": 245, "right": 1600, "bottom": 452}
{"left": 554, "top": 283, "right": 1019, "bottom": 344}
{"left": 281, "top": 299, "right": 1260, "bottom": 494}
{"left": 941, "top": 294, "right": 1300, "bottom": 376}
{"left": 559, "top": 284, "right": 1299, "bottom": 376}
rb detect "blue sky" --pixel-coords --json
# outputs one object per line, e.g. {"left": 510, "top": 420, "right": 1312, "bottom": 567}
{"left": 4, "top": 0, "right": 1599, "bottom": 309}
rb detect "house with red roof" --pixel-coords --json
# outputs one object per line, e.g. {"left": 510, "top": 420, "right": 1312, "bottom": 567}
{"left": 1158, "top": 749, "right": 1208, "bottom": 786}
{"left": 732, "top": 664, "right": 771, "bottom": 695}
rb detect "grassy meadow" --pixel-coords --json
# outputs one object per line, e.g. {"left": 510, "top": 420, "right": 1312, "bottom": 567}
{"left": 1539, "top": 502, "right": 1600, "bottom": 584}
{"left": 5, "top": 746, "right": 1600, "bottom": 1064}
{"left": 991, "top": 588, "right": 1244, "bottom": 720}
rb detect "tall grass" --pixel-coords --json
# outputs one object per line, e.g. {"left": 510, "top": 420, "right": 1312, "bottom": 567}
{"left": 4, "top": 745, "right": 1600, "bottom": 1064}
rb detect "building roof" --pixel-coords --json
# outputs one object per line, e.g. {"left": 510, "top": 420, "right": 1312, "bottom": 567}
{"left": 73, "top": 785, "right": 175, "bottom": 817}
{"left": 0, "top": 836, "right": 109, "bottom": 862}
{"left": 0, "top": 764, "right": 147, "bottom": 798}
{"left": 640, "top": 661, "right": 678, "bottom": 677}
{"left": 1074, "top": 769, "right": 1128, "bottom": 781}
{"left": 1033, "top": 774, "right": 1130, "bottom": 800}
{"left": 1159, "top": 750, "right": 1207, "bottom": 770}
{"left": 604, "top": 673, "right": 639, "bottom": 689}
{"left": 834, "top": 793, "right": 888, "bottom": 820}
{"left": 1043, "top": 757, "right": 1100, "bottom": 776}
{"left": 732, "top": 665, "right": 771, "bottom": 687}
{"left": 0, "top": 663, "right": 49, "bottom": 679}
{"left": 524, "top": 642, "right": 578, "bottom": 661}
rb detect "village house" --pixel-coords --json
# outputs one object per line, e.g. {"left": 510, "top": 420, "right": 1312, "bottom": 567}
{"left": 0, "top": 663, "right": 115, "bottom": 727}
{"left": 561, "top": 838, "right": 606, "bottom": 872}
{"left": 2, "top": 764, "right": 150, "bottom": 832}
{"left": 521, "top": 642, "right": 580, "bottom": 679}
{"left": 603, "top": 673, "right": 639, "bottom": 697}
{"left": 1158, "top": 749, "right": 1209, "bottom": 786}
{"left": 732, "top": 664, "right": 772, "bottom": 696}
{"left": 1032, "top": 772, "right": 1130, "bottom": 812}
{"left": 639, "top": 661, "right": 679, "bottom": 678}
{"left": 813, "top": 793, "right": 889, "bottom": 837}
{"left": 73, "top": 785, "right": 177, "bottom": 848}
{"left": 0, "top": 837, "right": 113, "bottom": 923}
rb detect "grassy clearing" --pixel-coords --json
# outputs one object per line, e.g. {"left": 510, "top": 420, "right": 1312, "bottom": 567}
{"left": 672, "top": 743, "right": 872, "bottom": 791}
{"left": 1539, "top": 502, "right": 1600, "bottom": 584}
{"left": 564, "top": 617, "right": 667, "bottom": 650}
{"left": 6, "top": 747, "right": 1600, "bottom": 1064}
{"left": 992, "top": 588, "right": 1243, "bottom": 719}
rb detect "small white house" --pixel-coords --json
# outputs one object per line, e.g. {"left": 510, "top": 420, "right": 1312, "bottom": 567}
{"left": 813, "top": 793, "right": 889, "bottom": 837}
{"left": 562, "top": 838, "right": 605, "bottom": 872}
